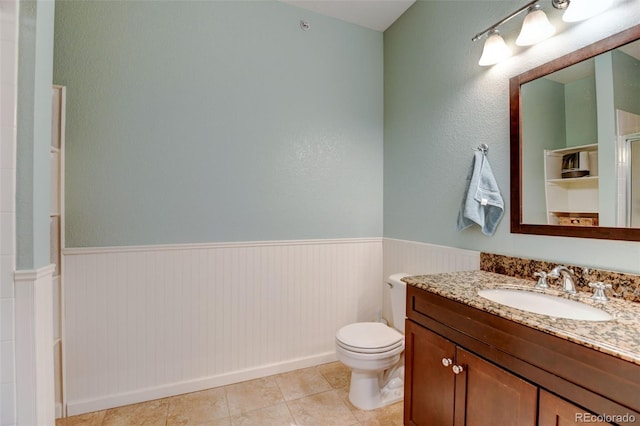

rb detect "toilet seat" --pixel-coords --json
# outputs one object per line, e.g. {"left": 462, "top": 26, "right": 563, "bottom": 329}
{"left": 336, "top": 322, "right": 403, "bottom": 354}
{"left": 336, "top": 339, "right": 404, "bottom": 355}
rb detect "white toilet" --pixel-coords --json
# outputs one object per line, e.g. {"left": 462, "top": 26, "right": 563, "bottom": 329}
{"left": 335, "top": 273, "right": 408, "bottom": 410}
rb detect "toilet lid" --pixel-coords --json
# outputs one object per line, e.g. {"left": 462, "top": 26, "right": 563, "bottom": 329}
{"left": 335, "top": 322, "right": 403, "bottom": 351}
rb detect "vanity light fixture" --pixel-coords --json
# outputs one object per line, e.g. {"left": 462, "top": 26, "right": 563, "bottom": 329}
{"left": 473, "top": 0, "right": 614, "bottom": 66}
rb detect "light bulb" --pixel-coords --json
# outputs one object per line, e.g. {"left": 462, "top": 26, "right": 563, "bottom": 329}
{"left": 516, "top": 5, "right": 556, "bottom": 46}
{"left": 478, "top": 29, "right": 512, "bottom": 66}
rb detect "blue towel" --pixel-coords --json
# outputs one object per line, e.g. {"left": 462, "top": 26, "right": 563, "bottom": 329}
{"left": 457, "top": 150, "right": 504, "bottom": 236}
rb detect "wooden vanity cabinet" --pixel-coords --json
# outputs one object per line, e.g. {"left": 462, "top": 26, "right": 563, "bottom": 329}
{"left": 404, "top": 320, "right": 537, "bottom": 426}
{"left": 404, "top": 286, "right": 640, "bottom": 426}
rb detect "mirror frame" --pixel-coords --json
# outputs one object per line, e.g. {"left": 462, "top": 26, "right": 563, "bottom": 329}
{"left": 510, "top": 24, "right": 640, "bottom": 241}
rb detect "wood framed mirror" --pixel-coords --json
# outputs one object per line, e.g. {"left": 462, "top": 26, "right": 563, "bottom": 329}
{"left": 510, "top": 24, "right": 640, "bottom": 241}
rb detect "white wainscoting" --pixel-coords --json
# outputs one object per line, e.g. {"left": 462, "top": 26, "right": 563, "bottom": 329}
{"left": 383, "top": 238, "right": 479, "bottom": 277}
{"left": 381, "top": 238, "right": 480, "bottom": 328}
{"left": 63, "top": 237, "right": 480, "bottom": 416}
{"left": 63, "top": 238, "right": 384, "bottom": 415}
{"left": 14, "top": 264, "right": 56, "bottom": 426}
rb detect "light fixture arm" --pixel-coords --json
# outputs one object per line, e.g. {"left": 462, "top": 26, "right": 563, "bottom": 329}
{"left": 472, "top": 0, "right": 540, "bottom": 41}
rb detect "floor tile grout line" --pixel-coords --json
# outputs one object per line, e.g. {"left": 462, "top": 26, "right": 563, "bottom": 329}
{"left": 284, "top": 399, "right": 299, "bottom": 425}
{"left": 223, "top": 383, "right": 232, "bottom": 420}
{"left": 270, "top": 369, "right": 288, "bottom": 404}
{"left": 267, "top": 371, "right": 296, "bottom": 424}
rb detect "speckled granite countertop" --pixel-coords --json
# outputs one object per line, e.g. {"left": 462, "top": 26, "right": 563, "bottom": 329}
{"left": 403, "top": 271, "right": 640, "bottom": 366}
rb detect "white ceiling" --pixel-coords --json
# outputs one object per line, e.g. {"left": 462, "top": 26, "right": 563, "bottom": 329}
{"left": 279, "top": 0, "right": 416, "bottom": 32}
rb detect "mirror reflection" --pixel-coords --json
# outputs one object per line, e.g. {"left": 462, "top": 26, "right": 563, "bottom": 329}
{"left": 520, "top": 39, "right": 640, "bottom": 228}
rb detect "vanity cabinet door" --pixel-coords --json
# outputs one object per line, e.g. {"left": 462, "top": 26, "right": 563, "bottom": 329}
{"left": 538, "top": 390, "right": 612, "bottom": 426}
{"left": 454, "top": 348, "right": 537, "bottom": 426}
{"left": 404, "top": 320, "right": 456, "bottom": 426}
{"left": 405, "top": 319, "right": 537, "bottom": 426}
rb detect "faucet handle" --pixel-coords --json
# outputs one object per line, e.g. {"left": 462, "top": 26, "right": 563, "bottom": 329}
{"left": 533, "top": 271, "right": 549, "bottom": 289}
{"left": 589, "top": 282, "right": 612, "bottom": 302}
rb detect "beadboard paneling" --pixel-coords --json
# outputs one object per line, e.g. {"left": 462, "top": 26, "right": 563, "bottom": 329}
{"left": 64, "top": 237, "right": 480, "bottom": 415}
{"left": 383, "top": 238, "right": 479, "bottom": 277}
{"left": 63, "top": 238, "right": 383, "bottom": 415}
{"left": 381, "top": 238, "right": 479, "bottom": 328}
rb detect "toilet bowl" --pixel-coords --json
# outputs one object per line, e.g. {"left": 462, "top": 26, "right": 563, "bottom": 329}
{"left": 335, "top": 273, "right": 408, "bottom": 410}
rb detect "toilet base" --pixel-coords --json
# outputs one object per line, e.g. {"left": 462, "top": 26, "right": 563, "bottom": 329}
{"left": 348, "top": 362, "right": 404, "bottom": 410}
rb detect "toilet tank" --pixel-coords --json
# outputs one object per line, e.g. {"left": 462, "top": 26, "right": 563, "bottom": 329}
{"left": 386, "top": 273, "right": 409, "bottom": 334}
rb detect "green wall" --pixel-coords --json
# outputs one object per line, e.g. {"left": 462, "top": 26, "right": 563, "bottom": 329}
{"left": 384, "top": 0, "right": 640, "bottom": 272}
{"left": 565, "top": 76, "right": 598, "bottom": 147}
{"left": 54, "top": 0, "right": 383, "bottom": 247}
{"left": 53, "top": 0, "right": 640, "bottom": 271}
{"left": 16, "top": 0, "right": 55, "bottom": 269}
{"left": 521, "top": 77, "right": 565, "bottom": 224}
{"left": 613, "top": 49, "right": 640, "bottom": 115}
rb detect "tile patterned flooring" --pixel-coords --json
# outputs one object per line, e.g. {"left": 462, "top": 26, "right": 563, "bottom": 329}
{"left": 56, "top": 362, "right": 404, "bottom": 426}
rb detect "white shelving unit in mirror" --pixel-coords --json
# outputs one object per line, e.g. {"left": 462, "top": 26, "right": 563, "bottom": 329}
{"left": 544, "top": 143, "right": 599, "bottom": 226}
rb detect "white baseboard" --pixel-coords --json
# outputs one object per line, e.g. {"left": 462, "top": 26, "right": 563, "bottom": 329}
{"left": 66, "top": 351, "right": 337, "bottom": 416}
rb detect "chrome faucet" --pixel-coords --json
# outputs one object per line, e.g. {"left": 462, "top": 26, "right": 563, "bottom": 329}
{"left": 548, "top": 266, "right": 577, "bottom": 294}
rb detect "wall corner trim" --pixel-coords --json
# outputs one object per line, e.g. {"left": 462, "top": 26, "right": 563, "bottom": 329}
{"left": 14, "top": 263, "right": 56, "bottom": 282}
{"left": 14, "top": 263, "right": 56, "bottom": 426}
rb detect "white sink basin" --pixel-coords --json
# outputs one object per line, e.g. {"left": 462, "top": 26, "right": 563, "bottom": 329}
{"left": 477, "top": 288, "right": 613, "bottom": 321}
